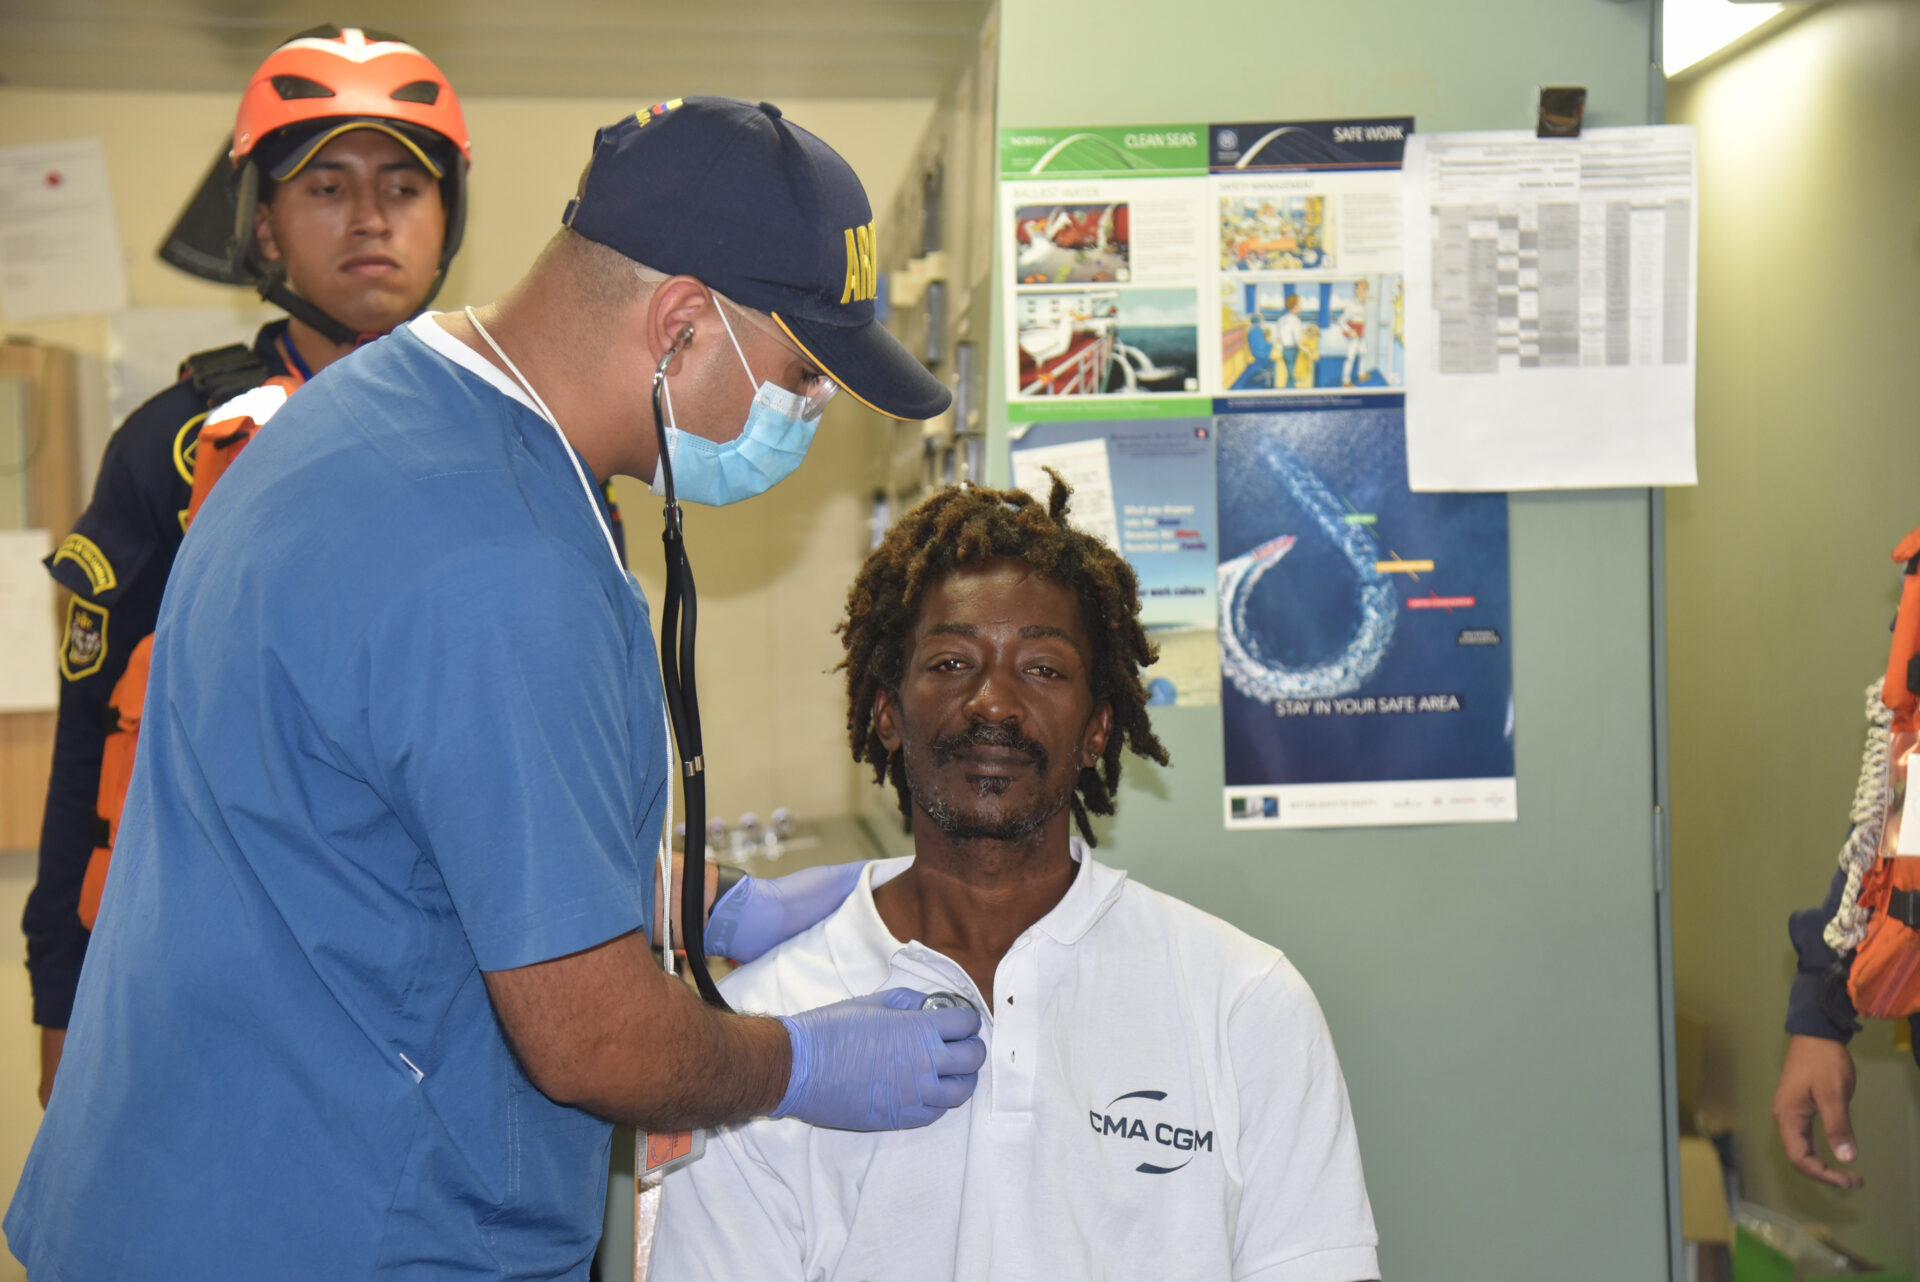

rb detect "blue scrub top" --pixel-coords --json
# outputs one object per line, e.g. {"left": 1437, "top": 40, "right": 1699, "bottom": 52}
{"left": 6, "top": 326, "right": 666, "bottom": 1280}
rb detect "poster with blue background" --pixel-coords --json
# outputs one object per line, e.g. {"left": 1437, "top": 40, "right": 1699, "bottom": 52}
{"left": 1009, "top": 417, "right": 1220, "bottom": 707}
{"left": 1216, "top": 405, "right": 1516, "bottom": 827}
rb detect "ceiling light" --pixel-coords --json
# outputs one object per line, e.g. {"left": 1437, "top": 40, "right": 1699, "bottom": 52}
{"left": 1664, "top": 0, "right": 1787, "bottom": 77}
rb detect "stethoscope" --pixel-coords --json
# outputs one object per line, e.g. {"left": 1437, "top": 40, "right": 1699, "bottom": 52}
{"left": 465, "top": 309, "right": 729, "bottom": 1011}
{"left": 649, "top": 326, "right": 730, "bottom": 1011}
{"left": 470, "top": 316, "right": 964, "bottom": 1023}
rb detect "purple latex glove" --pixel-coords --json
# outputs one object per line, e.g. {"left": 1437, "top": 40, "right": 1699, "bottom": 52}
{"left": 705, "top": 860, "right": 866, "bottom": 963}
{"left": 771, "top": 988, "right": 986, "bottom": 1131}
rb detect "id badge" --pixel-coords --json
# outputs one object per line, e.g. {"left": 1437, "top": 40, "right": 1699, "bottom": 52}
{"left": 634, "top": 1129, "right": 705, "bottom": 1280}
{"left": 639, "top": 1127, "right": 705, "bottom": 1180}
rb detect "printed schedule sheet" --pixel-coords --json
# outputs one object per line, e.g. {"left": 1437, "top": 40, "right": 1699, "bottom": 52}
{"left": 1401, "top": 126, "right": 1698, "bottom": 492}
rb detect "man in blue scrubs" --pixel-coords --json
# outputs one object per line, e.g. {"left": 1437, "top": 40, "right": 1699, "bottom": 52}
{"left": 6, "top": 97, "right": 983, "bottom": 1280}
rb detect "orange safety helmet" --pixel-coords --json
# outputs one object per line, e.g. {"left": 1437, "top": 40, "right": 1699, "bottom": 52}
{"left": 231, "top": 27, "right": 470, "bottom": 178}
{"left": 161, "top": 25, "right": 471, "bottom": 344}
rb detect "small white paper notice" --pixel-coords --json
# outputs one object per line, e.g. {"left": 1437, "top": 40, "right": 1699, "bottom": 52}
{"left": 0, "top": 529, "right": 57, "bottom": 712}
{"left": 1899, "top": 753, "right": 1920, "bottom": 857}
{"left": 1010, "top": 437, "right": 1121, "bottom": 552}
{"left": 1401, "top": 126, "right": 1698, "bottom": 491}
{"left": 0, "top": 140, "right": 128, "bottom": 321}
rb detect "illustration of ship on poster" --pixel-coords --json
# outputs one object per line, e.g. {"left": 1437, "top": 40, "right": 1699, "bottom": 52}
{"left": 1216, "top": 405, "right": 1515, "bottom": 828}
{"left": 1211, "top": 118, "right": 1412, "bottom": 400}
{"left": 1016, "top": 289, "right": 1199, "bottom": 397}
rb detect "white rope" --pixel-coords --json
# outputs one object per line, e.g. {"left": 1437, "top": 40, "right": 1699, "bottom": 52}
{"left": 1824, "top": 678, "right": 1895, "bottom": 955}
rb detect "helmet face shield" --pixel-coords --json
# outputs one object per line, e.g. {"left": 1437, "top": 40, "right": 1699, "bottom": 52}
{"left": 159, "top": 138, "right": 254, "bottom": 286}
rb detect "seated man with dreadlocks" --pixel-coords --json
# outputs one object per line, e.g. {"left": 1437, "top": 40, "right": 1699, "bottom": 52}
{"left": 650, "top": 475, "right": 1378, "bottom": 1282}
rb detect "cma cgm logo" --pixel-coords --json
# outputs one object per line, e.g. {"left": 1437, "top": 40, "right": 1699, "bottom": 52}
{"left": 1088, "top": 1089, "right": 1214, "bottom": 1174}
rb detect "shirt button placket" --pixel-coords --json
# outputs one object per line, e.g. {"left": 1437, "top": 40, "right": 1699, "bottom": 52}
{"left": 993, "top": 943, "right": 1038, "bottom": 1118}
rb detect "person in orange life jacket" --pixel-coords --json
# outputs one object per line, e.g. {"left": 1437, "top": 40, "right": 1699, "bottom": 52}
{"left": 1774, "top": 866, "right": 1920, "bottom": 1190}
{"left": 1774, "top": 537, "right": 1920, "bottom": 1191}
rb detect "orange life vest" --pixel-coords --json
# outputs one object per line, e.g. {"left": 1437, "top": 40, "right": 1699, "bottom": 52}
{"left": 77, "top": 375, "right": 298, "bottom": 929}
{"left": 1846, "top": 527, "right": 1920, "bottom": 1020}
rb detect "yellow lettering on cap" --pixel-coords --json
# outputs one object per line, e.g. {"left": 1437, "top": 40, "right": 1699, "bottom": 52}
{"left": 840, "top": 221, "right": 878, "bottom": 305}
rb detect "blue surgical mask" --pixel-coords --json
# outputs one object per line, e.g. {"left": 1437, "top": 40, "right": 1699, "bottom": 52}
{"left": 650, "top": 297, "right": 829, "bottom": 507}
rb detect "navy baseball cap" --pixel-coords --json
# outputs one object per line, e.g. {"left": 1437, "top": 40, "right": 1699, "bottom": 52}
{"left": 563, "top": 97, "right": 951, "bottom": 422}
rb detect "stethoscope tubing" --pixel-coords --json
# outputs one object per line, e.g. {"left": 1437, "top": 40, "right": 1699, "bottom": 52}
{"left": 653, "top": 330, "right": 730, "bottom": 1010}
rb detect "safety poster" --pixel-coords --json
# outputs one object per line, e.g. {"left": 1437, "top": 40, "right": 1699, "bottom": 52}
{"left": 1009, "top": 417, "right": 1220, "bottom": 708}
{"left": 1216, "top": 406, "right": 1515, "bottom": 829}
{"left": 999, "top": 117, "right": 1413, "bottom": 405}
{"left": 999, "top": 126, "right": 1209, "bottom": 402}
{"left": 1001, "top": 119, "right": 1518, "bottom": 828}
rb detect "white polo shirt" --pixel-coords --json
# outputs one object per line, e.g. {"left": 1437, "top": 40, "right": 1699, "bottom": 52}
{"left": 650, "top": 845, "right": 1377, "bottom": 1282}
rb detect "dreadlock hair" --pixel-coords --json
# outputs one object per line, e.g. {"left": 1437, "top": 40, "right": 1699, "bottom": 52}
{"left": 837, "top": 470, "right": 1170, "bottom": 846}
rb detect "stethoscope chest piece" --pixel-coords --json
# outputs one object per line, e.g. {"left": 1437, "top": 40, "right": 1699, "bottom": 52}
{"left": 920, "top": 991, "right": 976, "bottom": 1013}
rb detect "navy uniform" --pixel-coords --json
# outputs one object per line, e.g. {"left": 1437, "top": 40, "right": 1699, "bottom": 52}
{"left": 1787, "top": 866, "right": 1920, "bottom": 1066}
{"left": 23, "top": 322, "right": 299, "bottom": 1031}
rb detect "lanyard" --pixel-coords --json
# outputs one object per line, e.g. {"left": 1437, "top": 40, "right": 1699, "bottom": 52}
{"left": 464, "top": 309, "right": 624, "bottom": 571}
{"left": 276, "top": 329, "right": 314, "bottom": 383}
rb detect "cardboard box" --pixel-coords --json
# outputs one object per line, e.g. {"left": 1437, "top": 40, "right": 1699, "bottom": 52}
{"left": 1680, "top": 1136, "right": 1732, "bottom": 1244}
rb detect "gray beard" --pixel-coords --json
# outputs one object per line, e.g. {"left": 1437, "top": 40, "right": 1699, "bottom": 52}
{"left": 917, "top": 771, "right": 1071, "bottom": 842}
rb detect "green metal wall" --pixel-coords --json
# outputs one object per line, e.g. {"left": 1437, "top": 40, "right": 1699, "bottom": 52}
{"left": 991, "top": 3, "right": 1677, "bottom": 1277}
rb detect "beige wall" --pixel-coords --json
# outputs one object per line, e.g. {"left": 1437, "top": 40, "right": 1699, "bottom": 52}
{"left": 0, "top": 88, "right": 935, "bottom": 337}
{"left": 0, "top": 84, "right": 935, "bottom": 1264}
{"left": 1666, "top": 0, "right": 1920, "bottom": 1268}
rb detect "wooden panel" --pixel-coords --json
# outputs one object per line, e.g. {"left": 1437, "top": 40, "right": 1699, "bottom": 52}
{"left": 0, "top": 340, "right": 83, "bottom": 538}
{"left": 0, "top": 712, "right": 54, "bottom": 851}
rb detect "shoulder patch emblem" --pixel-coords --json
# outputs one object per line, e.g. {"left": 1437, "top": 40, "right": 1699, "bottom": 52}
{"left": 60, "top": 598, "right": 109, "bottom": 681}
{"left": 52, "top": 533, "right": 117, "bottom": 595}
{"left": 174, "top": 412, "right": 207, "bottom": 485}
